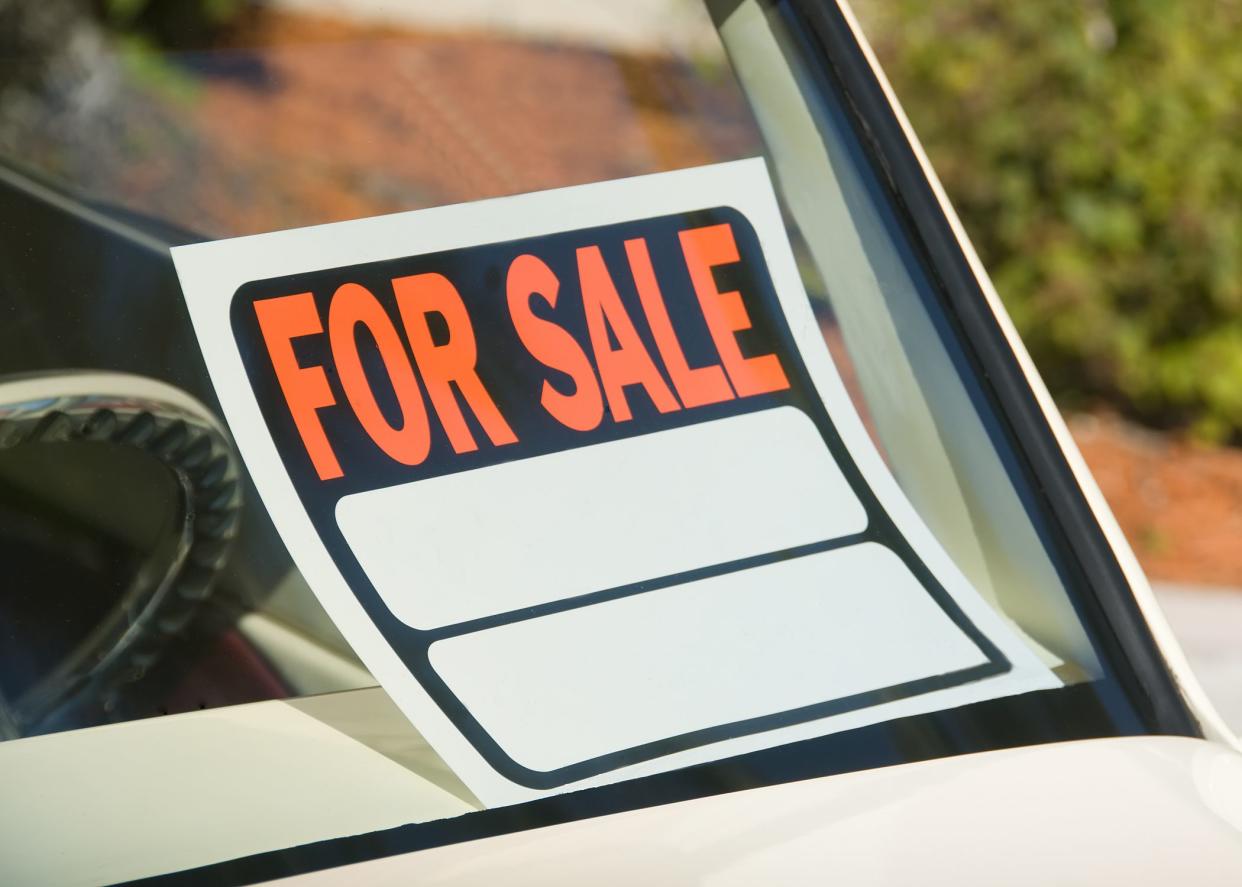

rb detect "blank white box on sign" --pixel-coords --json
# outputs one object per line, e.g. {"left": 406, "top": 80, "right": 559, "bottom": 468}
{"left": 429, "top": 543, "right": 988, "bottom": 772}
{"left": 336, "top": 407, "right": 868, "bottom": 630}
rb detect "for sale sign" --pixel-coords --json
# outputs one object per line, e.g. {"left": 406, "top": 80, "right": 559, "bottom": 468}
{"left": 173, "top": 159, "right": 1056, "bottom": 806}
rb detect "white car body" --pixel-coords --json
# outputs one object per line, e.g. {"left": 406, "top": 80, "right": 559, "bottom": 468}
{"left": 4, "top": 689, "right": 1241, "bottom": 884}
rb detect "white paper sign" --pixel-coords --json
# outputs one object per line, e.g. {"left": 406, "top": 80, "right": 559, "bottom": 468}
{"left": 172, "top": 159, "right": 1057, "bottom": 806}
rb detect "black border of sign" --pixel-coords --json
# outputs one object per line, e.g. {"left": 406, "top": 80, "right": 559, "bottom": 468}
{"left": 230, "top": 202, "right": 1012, "bottom": 790}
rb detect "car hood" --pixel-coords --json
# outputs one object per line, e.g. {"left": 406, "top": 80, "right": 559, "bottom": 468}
{"left": 273, "top": 734, "right": 1242, "bottom": 886}
{"left": 3, "top": 689, "right": 1241, "bottom": 885}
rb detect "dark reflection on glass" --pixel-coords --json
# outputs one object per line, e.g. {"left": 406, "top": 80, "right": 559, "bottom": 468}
{"left": 0, "top": 441, "right": 182, "bottom": 731}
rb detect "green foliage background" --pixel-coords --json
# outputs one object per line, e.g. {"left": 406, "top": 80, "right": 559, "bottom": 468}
{"left": 864, "top": 0, "right": 1242, "bottom": 438}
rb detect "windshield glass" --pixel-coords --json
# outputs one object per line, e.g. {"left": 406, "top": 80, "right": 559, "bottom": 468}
{"left": 0, "top": 0, "right": 1189, "bottom": 881}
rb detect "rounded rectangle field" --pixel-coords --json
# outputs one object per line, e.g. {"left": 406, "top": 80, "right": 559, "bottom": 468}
{"left": 428, "top": 542, "right": 991, "bottom": 774}
{"left": 335, "top": 406, "right": 867, "bottom": 630}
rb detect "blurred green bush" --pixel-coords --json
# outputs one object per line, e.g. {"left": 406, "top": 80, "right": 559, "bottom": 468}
{"left": 96, "top": 0, "right": 251, "bottom": 48}
{"left": 865, "top": 0, "right": 1242, "bottom": 438}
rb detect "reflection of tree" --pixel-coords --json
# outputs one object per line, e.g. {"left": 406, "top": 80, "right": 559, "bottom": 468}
{"left": 0, "top": 0, "right": 121, "bottom": 175}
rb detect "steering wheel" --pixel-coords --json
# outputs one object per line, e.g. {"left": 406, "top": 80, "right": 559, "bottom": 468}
{"left": 0, "top": 371, "right": 241, "bottom": 737}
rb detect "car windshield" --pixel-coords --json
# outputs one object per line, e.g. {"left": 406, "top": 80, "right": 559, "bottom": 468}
{"left": 0, "top": 0, "right": 1192, "bottom": 880}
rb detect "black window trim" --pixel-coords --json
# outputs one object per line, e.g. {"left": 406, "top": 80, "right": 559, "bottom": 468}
{"left": 785, "top": 0, "right": 1197, "bottom": 738}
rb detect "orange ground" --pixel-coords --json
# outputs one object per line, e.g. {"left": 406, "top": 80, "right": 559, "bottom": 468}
{"left": 1071, "top": 413, "right": 1242, "bottom": 587}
